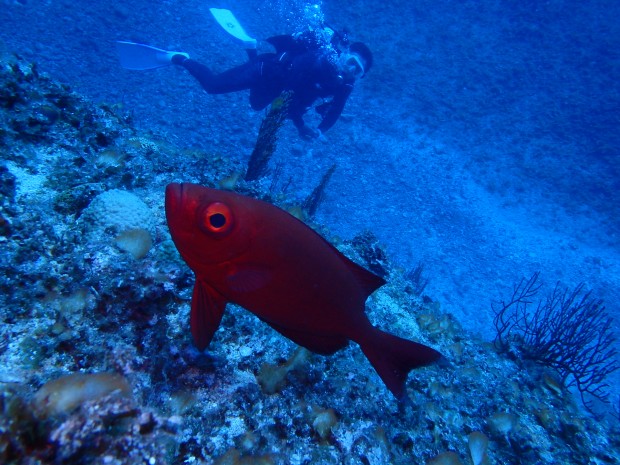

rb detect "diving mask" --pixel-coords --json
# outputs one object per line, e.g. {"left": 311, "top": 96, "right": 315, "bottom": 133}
{"left": 341, "top": 52, "right": 365, "bottom": 79}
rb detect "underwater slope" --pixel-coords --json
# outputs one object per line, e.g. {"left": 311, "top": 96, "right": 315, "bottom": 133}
{"left": 1, "top": 55, "right": 619, "bottom": 465}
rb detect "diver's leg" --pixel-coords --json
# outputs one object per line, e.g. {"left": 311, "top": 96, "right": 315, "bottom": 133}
{"left": 176, "top": 58, "right": 261, "bottom": 94}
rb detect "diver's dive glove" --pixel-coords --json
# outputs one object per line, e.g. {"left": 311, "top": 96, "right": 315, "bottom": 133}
{"left": 299, "top": 125, "right": 322, "bottom": 140}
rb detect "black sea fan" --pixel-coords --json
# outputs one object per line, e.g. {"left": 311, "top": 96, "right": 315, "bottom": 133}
{"left": 493, "top": 272, "right": 619, "bottom": 412}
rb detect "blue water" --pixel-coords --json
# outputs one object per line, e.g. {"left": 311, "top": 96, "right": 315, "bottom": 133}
{"left": 2, "top": 0, "right": 619, "bottom": 413}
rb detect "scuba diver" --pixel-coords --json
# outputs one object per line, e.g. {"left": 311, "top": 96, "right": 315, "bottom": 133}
{"left": 118, "top": 24, "right": 372, "bottom": 140}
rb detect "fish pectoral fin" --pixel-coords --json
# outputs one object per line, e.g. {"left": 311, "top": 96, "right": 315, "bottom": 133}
{"left": 225, "top": 265, "right": 272, "bottom": 293}
{"left": 190, "top": 280, "right": 227, "bottom": 351}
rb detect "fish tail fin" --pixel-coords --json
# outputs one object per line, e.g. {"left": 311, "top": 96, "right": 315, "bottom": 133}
{"left": 360, "top": 328, "right": 444, "bottom": 401}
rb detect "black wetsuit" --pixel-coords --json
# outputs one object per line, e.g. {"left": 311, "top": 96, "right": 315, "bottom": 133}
{"left": 177, "top": 34, "right": 354, "bottom": 137}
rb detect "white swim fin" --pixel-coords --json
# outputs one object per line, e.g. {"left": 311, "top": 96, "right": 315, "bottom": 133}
{"left": 116, "top": 41, "right": 189, "bottom": 70}
{"left": 209, "top": 8, "right": 257, "bottom": 49}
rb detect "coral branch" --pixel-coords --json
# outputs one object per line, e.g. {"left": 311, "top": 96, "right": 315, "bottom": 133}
{"left": 302, "top": 163, "right": 336, "bottom": 218}
{"left": 244, "top": 92, "right": 292, "bottom": 182}
{"left": 493, "top": 272, "right": 619, "bottom": 411}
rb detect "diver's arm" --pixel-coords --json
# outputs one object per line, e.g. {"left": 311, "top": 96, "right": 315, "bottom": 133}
{"left": 317, "top": 83, "right": 353, "bottom": 133}
{"left": 291, "top": 113, "right": 321, "bottom": 139}
{"left": 286, "top": 94, "right": 319, "bottom": 140}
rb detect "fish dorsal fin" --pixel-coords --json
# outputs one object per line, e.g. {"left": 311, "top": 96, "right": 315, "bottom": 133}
{"left": 278, "top": 209, "right": 386, "bottom": 297}
{"left": 344, "top": 257, "right": 386, "bottom": 297}
{"left": 314, "top": 233, "right": 385, "bottom": 296}
{"left": 190, "top": 280, "right": 227, "bottom": 351}
{"left": 306, "top": 224, "right": 386, "bottom": 297}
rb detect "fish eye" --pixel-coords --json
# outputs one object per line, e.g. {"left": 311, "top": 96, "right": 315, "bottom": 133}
{"left": 198, "top": 202, "right": 234, "bottom": 236}
{"left": 209, "top": 213, "right": 226, "bottom": 228}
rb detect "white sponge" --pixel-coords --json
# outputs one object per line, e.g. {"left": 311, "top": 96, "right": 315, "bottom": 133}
{"left": 80, "top": 189, "right": 155, "bottom": 236}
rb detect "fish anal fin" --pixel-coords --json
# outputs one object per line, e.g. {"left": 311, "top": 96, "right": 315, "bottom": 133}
{"left": 190, "top": 280, "right": 227, "bottom": 351}
{"left": 360, "top": 328, "right": 443, "bottom": 400}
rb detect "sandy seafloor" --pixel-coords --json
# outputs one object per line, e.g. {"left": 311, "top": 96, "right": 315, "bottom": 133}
{"left": 0, "top": 0, "right": 619, "bottom": 463}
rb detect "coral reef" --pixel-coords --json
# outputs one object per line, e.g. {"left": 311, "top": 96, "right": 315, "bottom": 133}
{"left": 1, "top": 56, "right": 619, "bottom": 464}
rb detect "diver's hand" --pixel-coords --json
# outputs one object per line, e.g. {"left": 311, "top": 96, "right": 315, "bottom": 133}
{"left": 299, "top": 125, "right": 321, "bottom": 140}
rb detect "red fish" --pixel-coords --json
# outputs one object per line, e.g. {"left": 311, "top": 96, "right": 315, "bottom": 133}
{"left": 165, "top": 183, "right": 442, "bottom": 400}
